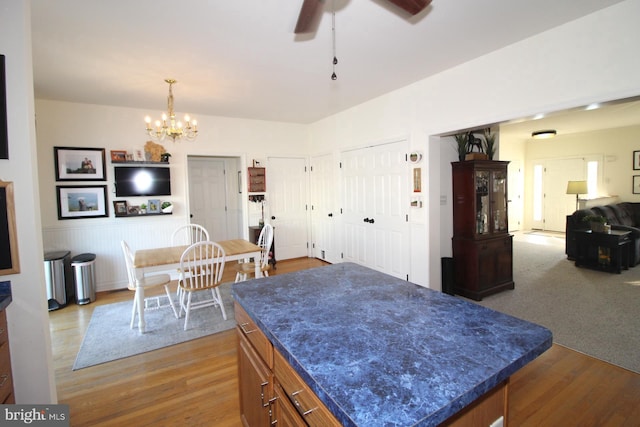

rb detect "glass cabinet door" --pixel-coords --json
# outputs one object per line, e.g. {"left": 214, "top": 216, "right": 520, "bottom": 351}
{"left": 475, "top": 171, "right": 490, "bottom": 235}
{"left": 492, "top": 170, "right": 508, "bottom": 232}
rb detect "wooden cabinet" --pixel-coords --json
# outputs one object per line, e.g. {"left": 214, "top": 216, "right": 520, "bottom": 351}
{"left": 0, "top": 309, "right": 14, "bottom": 404}
{"left": 235, "top": 303, "right": 339, "bottom": 426}
{"left": 452, "top": 160, "right": 514, "bottom": 300}
{"left": 248, "top": 167, "right": 266, "bottom": 193}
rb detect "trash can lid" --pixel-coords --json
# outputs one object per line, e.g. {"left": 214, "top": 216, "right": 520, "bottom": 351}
{"left": 44, "top": 250, "right": 70, "bottom": 261}
{"left": 71, "top": 253, "right": 96, "bottom": 263}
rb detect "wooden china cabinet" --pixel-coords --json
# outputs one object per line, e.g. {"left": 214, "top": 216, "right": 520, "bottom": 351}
{"left": 451, "top": 160, "right": 514, "bottom": 301}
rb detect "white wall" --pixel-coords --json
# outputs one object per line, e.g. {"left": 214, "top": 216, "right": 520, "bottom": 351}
{"left": 309, "top": 0, "right": 640, "bottom": 289}
{"left": 36, "top": 100, "right": 308, "bottom": 291}
{"left": 0, "top": 1, "right": 57, "bottom": 403}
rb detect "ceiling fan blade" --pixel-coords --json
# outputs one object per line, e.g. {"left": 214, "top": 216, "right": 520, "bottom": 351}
{"left": 295, "top": 0, "right": 324, "bottom": 34}
{"left": 384, "top": 0, "right": 432, "bottom": 15}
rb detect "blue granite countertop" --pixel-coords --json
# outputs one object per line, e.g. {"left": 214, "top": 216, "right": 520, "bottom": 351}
{"left": 233, "top": 263, "right": 552, "bottom": 427}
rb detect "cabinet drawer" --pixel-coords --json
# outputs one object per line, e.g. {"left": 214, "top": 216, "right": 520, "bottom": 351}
{"left": 235, "top": 302, "right": 273, "bottom": 368}
{"left": 274, "top": 349, "right": 341, "bottom": 427}
{"left": 0, "top": 342, "right": 13, "bottom": 404}
{"left": 0, "top": 310, "right": 7, "bottom": 347}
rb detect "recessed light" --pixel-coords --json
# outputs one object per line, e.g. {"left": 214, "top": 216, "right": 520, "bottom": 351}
{"left": 532, "top": 130, "right": 557, "bottom": 139}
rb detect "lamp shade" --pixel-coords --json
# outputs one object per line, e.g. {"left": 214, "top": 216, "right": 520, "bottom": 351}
{"left": 566, "top": 180, "right": 588, "bottom": 195}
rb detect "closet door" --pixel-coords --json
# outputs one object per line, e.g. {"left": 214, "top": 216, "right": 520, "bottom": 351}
{"left": 310, "top": 153, "right": 339, "bottom": 263}
{"left": 267, "top": 157, "right": 309, "bottom": 260}
{"left": 341, "top": 140, "right": 409, "bottom": 279}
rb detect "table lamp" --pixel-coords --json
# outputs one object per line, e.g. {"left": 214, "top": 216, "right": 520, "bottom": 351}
{"left": 566, "top": 180, "right": 588, "bottom": 211}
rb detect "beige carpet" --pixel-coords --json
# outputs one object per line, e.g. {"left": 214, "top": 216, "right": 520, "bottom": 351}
{"left": 472, "top": 231, "right": 640, "bottom": 373}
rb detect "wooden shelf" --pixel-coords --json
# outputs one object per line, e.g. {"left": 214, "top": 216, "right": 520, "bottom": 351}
{"left": 115, "top": 212, "right": 172, "bottom": 218}
{"left": 112, "top": 161, "right": 169, "bottom": 165}
{"left": 248, "top": 167, "right": 266, "bottom": 192}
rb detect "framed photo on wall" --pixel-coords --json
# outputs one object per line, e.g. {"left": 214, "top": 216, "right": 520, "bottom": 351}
{"left": 147, "top": 199, "right": 161, "bottom": 214}
{"left": 0, "top": 181, "right": 20, "bottom": 275}
{"left": 56, "top": 185, "right": 108, "bottom": 219}
{"left": 113, "top": 200, "right": 128, "bottom": 217}
{"left": 54, "top": 147, "right": 106, "bottom": 181}
{"left": 633, "top": 176, "right": 640, "bottom": 194}
{"left": 633, "top": 151, "right": 640, "bottom": 170}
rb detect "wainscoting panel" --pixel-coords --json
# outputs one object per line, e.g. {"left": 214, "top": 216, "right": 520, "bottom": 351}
{"left": 43, "top": 217, "right": 185, "bottom": 292}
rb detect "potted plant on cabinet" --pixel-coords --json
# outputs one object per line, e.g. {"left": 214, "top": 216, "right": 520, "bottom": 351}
{"left": 583, "top": 214, "right": 607, "bottom": 232}
{"left": 482, "top": 128, "right": 497, "bottom": 160}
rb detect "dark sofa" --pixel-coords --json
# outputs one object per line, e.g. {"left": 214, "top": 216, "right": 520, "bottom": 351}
{"left": 566, "top": 202, "right": 640, "bottom": 266}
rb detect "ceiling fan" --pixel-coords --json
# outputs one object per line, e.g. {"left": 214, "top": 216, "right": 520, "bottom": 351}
{"left": 295, "top": 0, "right": 433, "bottom": 33}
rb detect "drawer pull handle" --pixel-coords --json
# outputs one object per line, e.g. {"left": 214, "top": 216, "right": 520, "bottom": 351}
{"left": 0, "top": 374, "right": 9, "bottom": 388}
{"left": 290, "top": 390, "right": 316, "bottom": 417}
{"left": 240, "top": 322, "right": 256, "bottom": 334}
{"left": 260, "top": 381, "right": 270, "bottom": 407}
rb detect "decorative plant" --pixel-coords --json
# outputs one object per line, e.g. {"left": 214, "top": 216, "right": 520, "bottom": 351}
{"left": 453, "top": 133, "right": 468, "bottom": 161}
{"left": 482, "top": 128, "right": 497, "bottom": 160}
{"left": 140, "top": 203, "right": 147, "bottom": 210}
{"left": 582, "top": 214, "right": 606, "bottom": 224}
{"left": 161, "top": 201, "right": 172, "bottom": 210}
{"left": 160, "top": 152, "right": 171, "bottom": 162}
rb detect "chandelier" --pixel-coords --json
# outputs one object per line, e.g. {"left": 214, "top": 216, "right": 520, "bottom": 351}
{"left": 144, "top": 78, "right": 198, "bottom": 142}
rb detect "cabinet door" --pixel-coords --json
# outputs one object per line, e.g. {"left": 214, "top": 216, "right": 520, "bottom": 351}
{"left": 490, "top": 169, "right": 508, "bottom": 233}
{"left": 238, "top": 330, "right": 272, "bottom": 427}
{"left": 272, "top": 383, "right": 306, "bottom": 427}
{"left": 478, "top": 237, "right": 512, "bottom": 291}
{"left": 474, "top": 170, "right": 491, "bottom": 236}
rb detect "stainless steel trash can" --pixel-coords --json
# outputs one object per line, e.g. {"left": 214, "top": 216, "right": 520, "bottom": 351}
{"left": 44, "top": 250, "right": 73, "bottom": 311}
{"left": 71, "top": 253, "right": 96, "bottom": 305}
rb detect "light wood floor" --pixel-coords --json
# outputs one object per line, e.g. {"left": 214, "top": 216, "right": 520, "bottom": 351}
{"left": 50, "top": 258, "right": 640, "bottom": 426}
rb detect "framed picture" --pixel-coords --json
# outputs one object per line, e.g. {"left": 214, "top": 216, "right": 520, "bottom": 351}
{"left": 633, "top": 176, "right": 640, "bottom": 194}
{"left": 127, "top": 205, "right": 140, "bottom": 215}
{"left": 634, "top": 151, "right": 640, "bottom": 170}
{"left": 110, "top": 150, "right": 127, "bottom": 162}
{"left": 147, "top": 199, "right": 161, "bottom": 213}
{"left": 0, "top": 181, "right": 20, "bottom": 275}
{"left": 56, "top": 185, "right": 108, "bottom": 220}
{"left": 0, "top": 55, "right": 8, "bottom": 160}
{"left": 132, "top": 148, "right": 145, "bottom": 162}
{"left": 113, "top": 200, "right": 128, "bottom": 217}
{"left": 54, "top": 147, "right": 106, "bottom": 181}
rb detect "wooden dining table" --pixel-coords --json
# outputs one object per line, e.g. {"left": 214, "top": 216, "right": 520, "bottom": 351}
{"left": 132, "top": 239, "right": 262, "bottom": 333}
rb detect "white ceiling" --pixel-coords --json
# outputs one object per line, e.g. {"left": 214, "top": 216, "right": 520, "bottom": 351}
{"left": 31, "top": 0, "right": 635, "bottom": 137}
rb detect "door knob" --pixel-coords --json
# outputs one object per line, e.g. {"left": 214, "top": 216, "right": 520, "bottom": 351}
{"left": 364, "top": 218, "right": 370, "bottom": 223}
{"left": 328, "top": 213, "right": 333, "bottom": 217}
{"left": 271, "top": 216, "right": 276, "bottom": 220}
{"left": 369, "top": 218, "right": 375, "bottom": 224}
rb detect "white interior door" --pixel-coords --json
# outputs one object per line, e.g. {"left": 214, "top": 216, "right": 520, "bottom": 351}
{"left": 341, "top": 141, "right": 410, "bottom": 279}
{"left": 187, "top": 156, "right": 242, "bottom": 241}
{"left": 267, "top": 157, "right": 309, "bottom": 260}
{"left": 508, "top": 160, "right": 523, "bottom": 232}
{"left": 310, "top": 153, "right": 339, "bottom": 263}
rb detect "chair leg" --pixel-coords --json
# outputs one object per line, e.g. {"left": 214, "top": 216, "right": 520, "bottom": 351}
{"left": 164, "top": 284, "right": 179, "bottom": 318}
{"left": 215, "top": 287, "right": 227, "bottom": 320}
{"left": 130, "top": 296, "right": 137, "bottom": 329}
{"left": 183, "top": 292, "right": 192, "bottom": 330}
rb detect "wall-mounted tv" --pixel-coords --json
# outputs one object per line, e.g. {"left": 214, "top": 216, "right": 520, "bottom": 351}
{"left": 114, "top": 166, "right": 171, "bottom": 197}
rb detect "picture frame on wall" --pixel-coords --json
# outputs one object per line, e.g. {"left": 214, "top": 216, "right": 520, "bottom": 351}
{"left": 110, "top": 150, "right": 127, "bottom": 162}
{"left": 0, "top": 181, "right": 20, "bottom": 275}
{"left": 54, "top": 147, "right": 106, "bottom": 181}
{"left": 633, "top": 150, "right": 640, "bottom": 170}
{"left": 56, "top": 185, "right": 108, "bottom": 220}
{"left": 0, "top": 55, "right": 8, "bottom": 160}
{"left": 633, "top": 176, "right": 640, "bottom": 194}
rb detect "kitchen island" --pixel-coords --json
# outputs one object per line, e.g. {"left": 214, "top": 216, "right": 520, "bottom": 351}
{"left": 232, "top": 263, "right": 552, "bottom": 426}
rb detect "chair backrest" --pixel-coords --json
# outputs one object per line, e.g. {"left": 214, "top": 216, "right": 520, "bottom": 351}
{"left": 179, "top": 241, "right": 226, "bottom": 290}
{"left": 257, "top": 224, "right": 274, "bottom": 268}
{"left": 171, "top": 224, "right": 210, "bottom": 246}
{"left": 120, "top": 240, "right": 136, "bottom": 290}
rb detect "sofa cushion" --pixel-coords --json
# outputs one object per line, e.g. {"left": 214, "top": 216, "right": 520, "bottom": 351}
{"left": 609, "top": 203, "right": 634, "bottom": 226}
{"left": 591, "top": 205, "right": 619, "bottom": 224}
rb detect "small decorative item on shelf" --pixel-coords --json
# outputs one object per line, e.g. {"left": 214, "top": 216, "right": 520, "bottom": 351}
{"left": 582, "top": 214, "right": 607, "bottom": 232}
{"left": 160, "top": 152, "right": 171, "bottom": 163}
{"left": 482, "top": 128, "right": 497, "bottom": 160}
{"left": 140, "top": 203, "right": 147, "bottom": 214}
{"left": 161, "top": 201, "right": 173, "bottom": 213}
{"left": 147, "top": 199, "right": 161, "bottom": 214}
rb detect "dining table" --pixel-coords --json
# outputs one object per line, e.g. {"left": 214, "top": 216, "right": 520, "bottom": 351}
{"left": 132, "top": 238, "right": 262, "bottom": 333}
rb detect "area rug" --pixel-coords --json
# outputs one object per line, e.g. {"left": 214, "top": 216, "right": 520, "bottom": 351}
{"left": 73, "top": 283, "right": 236, "bottom": 370}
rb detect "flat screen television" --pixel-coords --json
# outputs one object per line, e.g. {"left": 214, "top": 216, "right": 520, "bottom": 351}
{"left": 114, "top": 166, "right": 171, "bottom": 197}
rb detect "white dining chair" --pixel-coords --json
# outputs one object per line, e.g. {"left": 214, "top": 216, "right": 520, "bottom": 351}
{"left": 121, "top": 240, "right": 178, "bottom": 329}
{"left": 171, "top": 224, "right": 210, "bottom": 246}
{"left": 234, "top": 223, "right": 274, "bottom": 282}
{"left": 178, "top": 241, "right": 227, "bottom": 330}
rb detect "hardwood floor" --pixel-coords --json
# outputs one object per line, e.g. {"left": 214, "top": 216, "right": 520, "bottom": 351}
{"left": 50, "top": 258, "right": 640, "bottom": 426}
